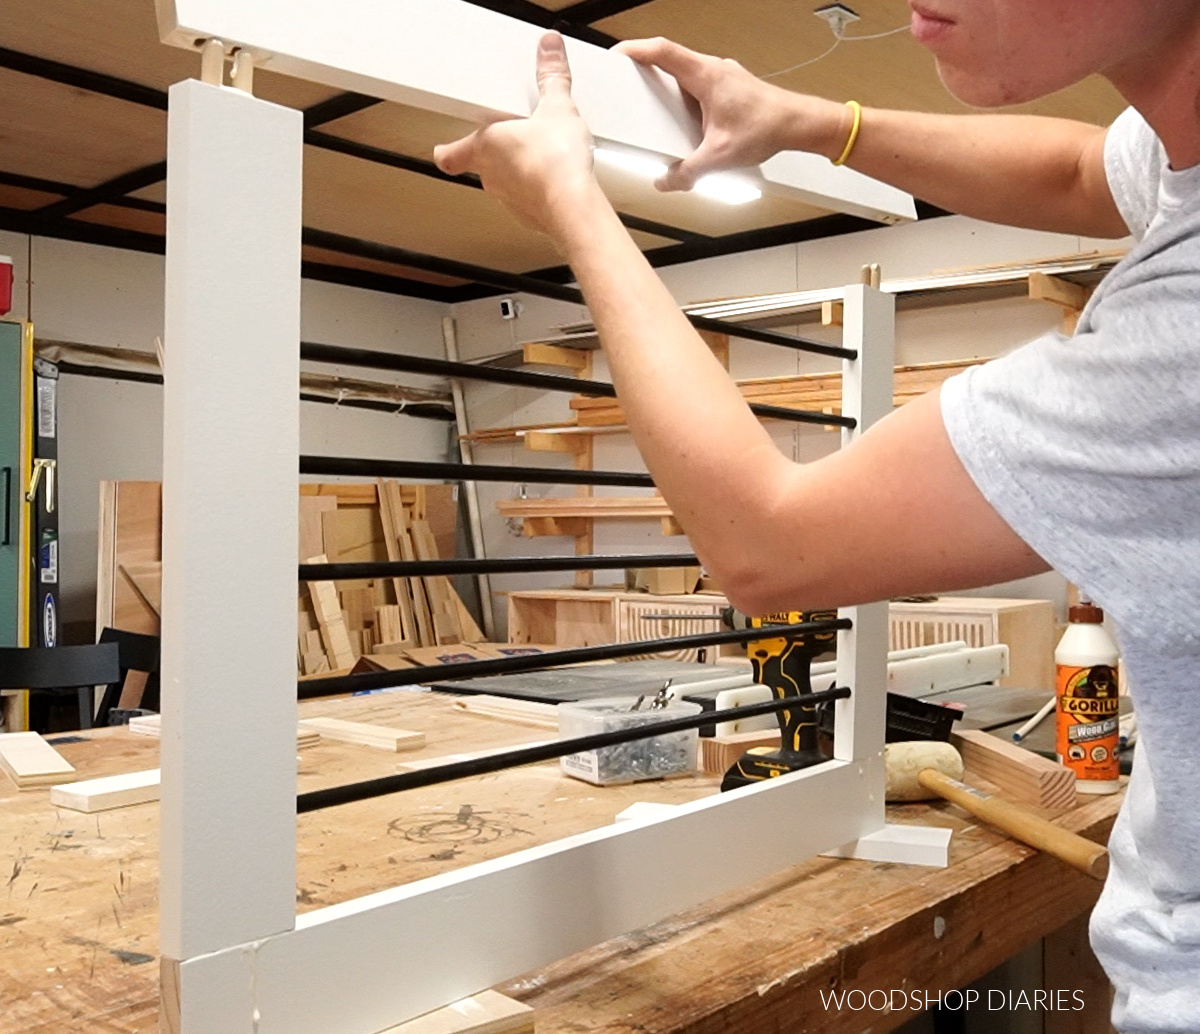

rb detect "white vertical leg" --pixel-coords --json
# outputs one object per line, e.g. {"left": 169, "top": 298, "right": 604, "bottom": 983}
{"left": 160, "top": 79, "right": 302, "bottom": 976}
{"left": 834, "top": 284, "right": 895, "bottom": 767}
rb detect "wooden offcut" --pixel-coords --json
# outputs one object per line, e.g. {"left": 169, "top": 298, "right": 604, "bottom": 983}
{"left": 700, "top": 730, "right": 782, "bottom": 775}
{"left": 952, "top": 728, "right": 1076, "bottom": 810}
{"left": 450, "top": 694, "right": 558, "bottom": 730}
{"left": 50, "top": 769, "right": 161, "bottom": 813}
{"left": 297, "top": 716, "right": 425, "bottom": 753}
{"left": 0, "top": 732, "right": 76, "bottom": 790}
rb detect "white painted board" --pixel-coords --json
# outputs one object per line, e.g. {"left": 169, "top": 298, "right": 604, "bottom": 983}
{"left": 155, "top": 0, "right": 915, "bottom": 223}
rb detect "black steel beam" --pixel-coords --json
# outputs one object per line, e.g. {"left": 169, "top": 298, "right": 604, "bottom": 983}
{"left": 299, "top": 454, "right": 654, "bottom": 487}
{"left": 297, "top": 684, "right": 852, "bottom": 811}
{"left": 299, "top": 234, "right": 857, "bottom": 360}
{"left": 299, "top": 552, "right": 698, "bottom": 581}
{"left": 556, "top": 0, "right": 659, "bottom": 24}
{"left": 304, "top": 228, "right": 587, "bottom": 302}
{"left": 35, "top": 161, "right": 167, "bottom": 220}
{"left": 0, "top": 45, "right": 168, "bottom": 110}
{"left": 298, "top": 341, "right": 855, "bottom": 427}
{"left": 299, "top": 617, "right": 852, "bottom": 697}
{"left": 303, "top": 92, "right": 383, "bottom": 129}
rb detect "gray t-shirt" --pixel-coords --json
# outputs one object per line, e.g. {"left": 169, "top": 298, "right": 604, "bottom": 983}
{"left": 941, "top": 107, "right": 1200, "bottom": 1033}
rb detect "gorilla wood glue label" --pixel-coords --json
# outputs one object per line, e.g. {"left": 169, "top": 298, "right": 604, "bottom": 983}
{"left": 1055, "top": 602, "right": 1120, "bottom": 794}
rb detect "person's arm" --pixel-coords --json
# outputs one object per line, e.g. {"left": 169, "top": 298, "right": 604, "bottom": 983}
{"left": 553, "top": 185, "right": 1049, "bottom": 612}
{"left": 435, "top": 34, "right": 1049, "bottom": 613}
{"left": 616, "top": 38, "right": 1128, "bottom": 240}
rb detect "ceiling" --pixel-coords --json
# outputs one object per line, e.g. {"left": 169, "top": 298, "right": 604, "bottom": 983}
{"left": 0, "top": 0, "right": 1126, "bottom": 303}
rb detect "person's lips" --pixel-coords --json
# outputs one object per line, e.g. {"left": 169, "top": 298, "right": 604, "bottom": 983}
{"left": 910, "top": 2, "right": 955, "bottom": 44}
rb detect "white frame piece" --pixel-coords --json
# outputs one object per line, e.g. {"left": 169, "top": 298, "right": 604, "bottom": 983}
{"left": 154, "top": 0, "right": 915, "bottom": 225}
{"left": 156, "top": 10, "right": 899, "bottom": 1033}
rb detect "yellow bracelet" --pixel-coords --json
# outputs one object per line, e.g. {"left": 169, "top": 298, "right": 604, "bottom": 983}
{"left": 832, "top": 100, "right": 863, "bottom": 167}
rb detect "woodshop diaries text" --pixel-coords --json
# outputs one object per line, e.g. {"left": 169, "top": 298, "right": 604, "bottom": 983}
{"left": 819, "top": 989, "right": 1088, "bottom": 1012}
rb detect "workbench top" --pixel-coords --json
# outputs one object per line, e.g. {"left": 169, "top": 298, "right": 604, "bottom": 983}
{"left": 0, "top": 691, "right": 1122, "bottom": 1034}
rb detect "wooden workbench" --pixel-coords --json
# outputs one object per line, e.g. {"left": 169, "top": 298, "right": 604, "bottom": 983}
{"left": 0, "top": 691, "right": 1122, "bottom": 1034}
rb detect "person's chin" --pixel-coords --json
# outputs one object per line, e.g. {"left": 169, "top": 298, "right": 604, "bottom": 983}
{"left": 935, "top": 63, "right": 1035, "bottom": 109}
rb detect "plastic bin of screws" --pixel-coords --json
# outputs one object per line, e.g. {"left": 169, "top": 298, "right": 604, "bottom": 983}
{"left": 557, "top": 696, "right": 702, "bottom": 786}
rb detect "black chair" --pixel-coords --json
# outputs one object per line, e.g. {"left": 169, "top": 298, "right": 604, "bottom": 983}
{"left": 94, "top": 628, "right": 161, "bottom": 726}
{"left": 0, "top": 643, "right": 121, "bottom": 731}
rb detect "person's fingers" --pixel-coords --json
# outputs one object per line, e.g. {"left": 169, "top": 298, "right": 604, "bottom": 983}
{"left": 433, "top": 131, "right": 480, "bottom": 176}
{"left": 655, "top": 159, "right": 699, "bottom": 193}
{"left": 653, "top": 135, "right": 726, "bottom": 191}
{"left": 613, "top": 37, "right": 707, "bottom": 83}
{"left": 535, "top": 31, "right": 576, "bottom": 113}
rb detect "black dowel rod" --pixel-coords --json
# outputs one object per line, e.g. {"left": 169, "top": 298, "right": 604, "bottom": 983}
{"left": 300, "top": 552, "right": 699, "bottom": 581}
{"left": 298, "top": 619, "right": 851, "bottom": 698}
{"left": 300, "top": 343, "right": 855, "bottom": 429}
{"left": 299, "top": 455, "right": 655, "bottom": 488}
{"left": 297, "top": 684, "right": 852, "bottom": 812}
{"left": 686, "top": 314, "right": 856, "bottom": 360}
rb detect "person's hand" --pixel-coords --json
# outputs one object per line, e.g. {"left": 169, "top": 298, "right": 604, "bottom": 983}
{"left": 614, "top": 37, "right": 846, "bottom": 191}
{"left": 434, "top": 33, "right": 599, "bottom": 238}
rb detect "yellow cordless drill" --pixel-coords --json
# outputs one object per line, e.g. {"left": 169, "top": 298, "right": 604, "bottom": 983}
{"left": 719, "top": 608, "right": 839, "bottom": 791}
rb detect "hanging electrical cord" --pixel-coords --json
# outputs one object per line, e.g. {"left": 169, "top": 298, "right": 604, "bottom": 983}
{"left": 762, "top": 23, "right": 911, "bottom": 81}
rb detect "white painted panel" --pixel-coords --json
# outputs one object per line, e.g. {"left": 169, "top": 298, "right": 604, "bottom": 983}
{"left": 834, "top": 285, "right": 894, "bottom": 765}
{"left": 186, "top": 758, "right": 883, "bottom": 1034}
{"left": 159, "top": 81, "right": 302, "bottom": 960}
{"left": 156, "top": 0, "right": 914, "bottom": 222}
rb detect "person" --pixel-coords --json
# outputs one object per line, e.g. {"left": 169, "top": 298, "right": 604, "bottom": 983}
{"left": 433, "top": 3, "right": 1200, "bottom": 1029}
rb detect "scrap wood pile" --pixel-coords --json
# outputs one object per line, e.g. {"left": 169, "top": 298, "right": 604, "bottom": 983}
{"left": 298, "top": 479, "right": 487, "bottom": 678}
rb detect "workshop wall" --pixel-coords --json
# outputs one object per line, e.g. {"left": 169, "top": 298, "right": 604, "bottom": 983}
{"left": 452, "top": 214, "right": 1128, "bottom": 638}
{"left": 0, "top": 230, "right": 451, "bottom": 642}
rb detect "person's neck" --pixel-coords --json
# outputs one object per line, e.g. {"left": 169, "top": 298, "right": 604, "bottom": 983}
{"left": 1109, "top": 14, "right": 1200, "bottom": 170}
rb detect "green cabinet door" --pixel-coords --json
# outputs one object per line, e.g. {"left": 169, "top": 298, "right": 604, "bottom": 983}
{"left": 0, "top": 321, "right": 24, "bottom": 646}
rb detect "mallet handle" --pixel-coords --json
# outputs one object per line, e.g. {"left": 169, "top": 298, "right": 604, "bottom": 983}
{"left": 918, "top": 769, "right": 1109, "bottom": 880}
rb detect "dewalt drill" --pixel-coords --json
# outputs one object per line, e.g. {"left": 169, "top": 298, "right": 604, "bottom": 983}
{"left": 719, "top": 608, "right": 839, "bottom": 791}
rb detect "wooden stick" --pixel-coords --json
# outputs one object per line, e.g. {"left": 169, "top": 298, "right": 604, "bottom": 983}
{"left": 917, "top": 769, "right": 1107, "bottom": 880}
{"left": 376, "top": 479, "right": 420, "bottom": 644}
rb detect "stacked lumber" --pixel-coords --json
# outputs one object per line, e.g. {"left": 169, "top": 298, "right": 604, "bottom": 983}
{"left": 298, "top": 480, "right": 484, "bottom": 676}
{"left": 952, "top": 729, "right": 1076, "bottom": 809}
{"left": 0, "top": 732, "right": 76, "bottom": 790}
{"left": 95, "top": 479, "right": 482, "bottom": 677}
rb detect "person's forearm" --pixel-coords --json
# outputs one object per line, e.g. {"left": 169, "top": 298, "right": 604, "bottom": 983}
{"left": 794, "top": 100, "right": 1125, "bottom": 239}
{"left": 553, "top": 186, "right": 803, "bottom": 605}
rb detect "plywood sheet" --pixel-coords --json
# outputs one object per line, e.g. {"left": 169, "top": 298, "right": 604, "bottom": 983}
{"left": 599, "top": 0, "right": 1125, "bottom": 125}
{"left": 0, "top": 67, "right": 167, "bottom": 187}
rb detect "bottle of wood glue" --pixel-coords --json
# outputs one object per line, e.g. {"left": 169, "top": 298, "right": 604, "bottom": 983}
{"left": 1055, "top": 601, "right": 1120, "bottom": 794}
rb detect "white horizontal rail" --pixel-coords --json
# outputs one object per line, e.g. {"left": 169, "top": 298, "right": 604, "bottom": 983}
{"left": 179, "top": 757, "right": 882, "bottom": 1034}
{"left": 155, "top": 0, "right": 915, "bottom": 223}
